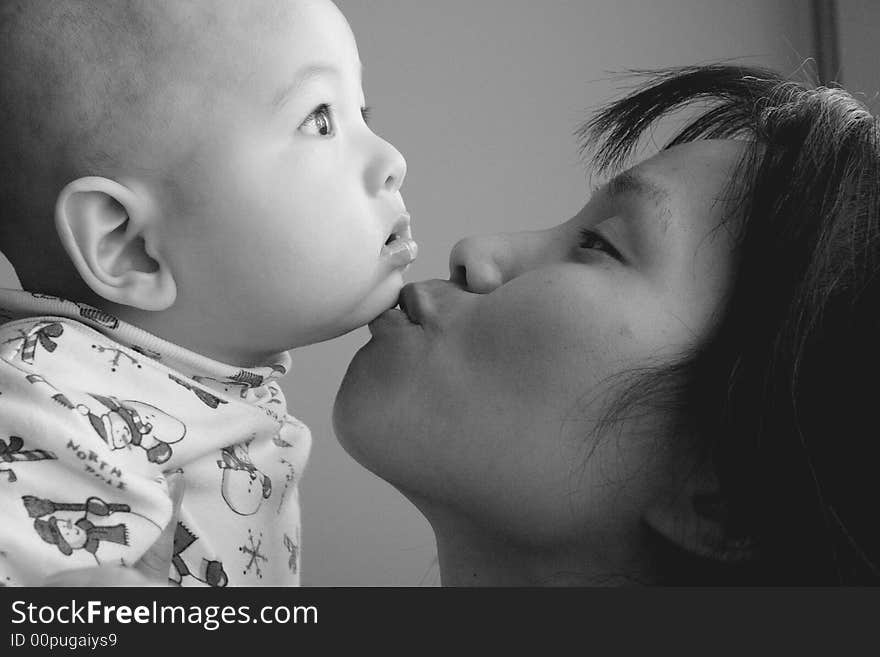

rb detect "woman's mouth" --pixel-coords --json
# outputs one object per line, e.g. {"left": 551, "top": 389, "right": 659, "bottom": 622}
{"left": 367, "top": 284, "right": 422, "bottom": 334}
{"left": 397, "top": 285, "right": 421, "bottom": 324}
{"left": 369, "top": 279, "right": 466, "bottom": 335}
{"left": 397, "top": 279, "right": 473, "bottom": 329}
{"left": 367, "top": 305, "right": 417, "bottom": 336}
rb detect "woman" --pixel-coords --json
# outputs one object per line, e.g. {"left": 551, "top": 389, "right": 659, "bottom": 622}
{"left": 333, "top": 65, "right": 880, "bottom": 585}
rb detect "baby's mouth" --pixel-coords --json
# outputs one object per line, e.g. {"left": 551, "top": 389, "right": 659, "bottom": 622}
{"left": 381, "top": 213, "right": 418, "bottom": 268}
{"left": 382, "top": 236, "right": 418, "bottom": 268}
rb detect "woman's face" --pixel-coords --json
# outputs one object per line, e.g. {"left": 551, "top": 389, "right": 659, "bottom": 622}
{"left": 334, "top": 140, "right": 745, "bottom": 549}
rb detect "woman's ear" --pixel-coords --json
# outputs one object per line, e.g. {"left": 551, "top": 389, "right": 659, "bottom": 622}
{"left": 55, "top": 177, "right": 176, "bottom": 311}
{"left": 643, "top": 465, "right": 758, "bottom": 565}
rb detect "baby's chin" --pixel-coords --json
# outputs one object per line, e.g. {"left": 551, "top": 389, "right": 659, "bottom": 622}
{"left": 293, "top": 277, "right": 406, "bottom": 347}
{"left": 353, "top": 272, "right": 409, "bottom": 322}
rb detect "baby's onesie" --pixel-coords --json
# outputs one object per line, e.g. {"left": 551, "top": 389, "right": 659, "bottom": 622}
{"left": 0, "top": 289, "right": 311, "bottom": 586}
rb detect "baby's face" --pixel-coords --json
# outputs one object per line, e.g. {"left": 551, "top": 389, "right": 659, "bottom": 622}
{"left": 158, "top": 0, "right": 410, "bottom": 356}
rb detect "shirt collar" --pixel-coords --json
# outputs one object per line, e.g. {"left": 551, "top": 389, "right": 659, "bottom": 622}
{"left": 0, "top": 288, "right": 291, "bottom": 386}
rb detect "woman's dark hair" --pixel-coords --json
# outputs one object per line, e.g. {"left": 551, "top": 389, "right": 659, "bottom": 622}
{"left": 578, "top": 64, "right": 880, "bottom": 584}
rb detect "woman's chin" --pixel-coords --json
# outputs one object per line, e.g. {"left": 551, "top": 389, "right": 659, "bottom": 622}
{"left": 332, "top": 346, "right": 387, "bottom": 459}
{"left": 333, "top": 341, "right": 423, "bottom": 480}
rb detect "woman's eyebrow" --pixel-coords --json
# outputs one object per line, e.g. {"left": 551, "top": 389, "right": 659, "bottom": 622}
{"left": 602, "top": 170, "right": 674, "bottom": 255}
{"left": 605, "top": 170, "right": 670, "bottom": 207}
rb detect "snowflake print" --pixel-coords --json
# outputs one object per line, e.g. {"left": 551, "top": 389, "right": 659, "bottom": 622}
{"left": 91, "top": 344, "right": 142, "bottom": 372}
{"left": 239, "top": 529, "right": 268, "bottom": 579}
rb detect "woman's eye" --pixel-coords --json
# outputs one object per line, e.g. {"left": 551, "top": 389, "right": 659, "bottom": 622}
{"left": 360, "top": 105, "right": 372, "bottom": 125}
{"left": 300, "top": 104, "right": 335, "bottom": 137}
{"left": 578, "top": 228, "right": 622, "bottom": 260}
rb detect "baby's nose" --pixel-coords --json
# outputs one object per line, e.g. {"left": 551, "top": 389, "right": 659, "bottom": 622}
{"left": 370, "top": 137, "right": 407, "bottom": 196}
{"left": 448, "top": 235, "right": 505, "bottom": 294}
{"left": 384, "top": 144, "right": 407, "bottom": 194}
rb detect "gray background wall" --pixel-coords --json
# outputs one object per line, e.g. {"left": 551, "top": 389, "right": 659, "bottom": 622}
{"left": 4, "top": 1, "right": 875, "bottom": 585}
{"left": 838, "top": 0, "right": 880, "bottom": 103}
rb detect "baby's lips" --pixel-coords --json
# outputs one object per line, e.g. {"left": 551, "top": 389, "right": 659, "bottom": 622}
{"left": 384, "top": 237, "right": 419, "bottom": 268}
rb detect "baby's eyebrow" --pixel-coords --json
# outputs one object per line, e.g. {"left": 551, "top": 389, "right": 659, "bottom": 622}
{"left": 271, "top": 64, "right": 341, "bottom": 111}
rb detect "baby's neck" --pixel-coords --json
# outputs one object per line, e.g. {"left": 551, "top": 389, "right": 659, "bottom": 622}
{"left": 103, "top": 300, "right": 279, "bottom": 368}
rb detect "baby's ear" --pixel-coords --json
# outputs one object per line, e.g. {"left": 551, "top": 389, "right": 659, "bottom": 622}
{"left": 642, "top": 464, "right": 758, "bottom": 567}
{"left": 55, "top": 177, "right": 176, "bottom": 311}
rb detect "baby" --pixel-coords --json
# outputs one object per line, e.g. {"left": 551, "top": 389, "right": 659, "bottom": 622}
{"left": 0, "top": 0, "right": 414, "bottom": 586}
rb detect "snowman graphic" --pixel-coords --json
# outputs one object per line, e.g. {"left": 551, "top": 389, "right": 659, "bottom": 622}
{"left": 216, "top": 442, "right": 271, "bottom": 516}
{"left": 77, "top": 395, "right": 186, "bottom": 465}
{"left": 23, "top": 495, "right": 130, "bottom": 563}
{"left": 170, "top": 522, "right": 228, "bottom": 587}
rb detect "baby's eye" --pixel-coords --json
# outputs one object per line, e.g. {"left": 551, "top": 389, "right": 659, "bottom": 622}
{"left": 578, "top": 228, "right": 622, "bottom": 260}
{"left": 300, "top": 103, "right": 335, "bottom": 137}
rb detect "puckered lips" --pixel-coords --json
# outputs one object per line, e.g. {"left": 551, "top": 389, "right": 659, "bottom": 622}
{"left": 397, "top": 282, "right": 422, "bottom": 325}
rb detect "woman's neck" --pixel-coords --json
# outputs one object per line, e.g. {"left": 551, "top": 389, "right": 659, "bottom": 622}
{"left": 427, "top": 506, "right": 641, "bottom": 587}
{"left": 434, "top": 523, "right": 538, "bottom": 586}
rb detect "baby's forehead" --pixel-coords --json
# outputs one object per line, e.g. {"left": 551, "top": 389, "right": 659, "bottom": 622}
{"left": 2, "top": 2, "right": 298, "bottom": 135}
{"left": 1, "top": 0, "right": 355, "bottom": 176}
{"left": 3, "top": 0, "right": 306, "bottom": 75}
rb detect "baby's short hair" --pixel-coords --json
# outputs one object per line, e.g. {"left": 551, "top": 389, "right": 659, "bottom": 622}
{"left": 0, "top": 1, "right": 195, "bottom": 289}
{"left": 1, "top": 1, "right": 164, "bottom": 172}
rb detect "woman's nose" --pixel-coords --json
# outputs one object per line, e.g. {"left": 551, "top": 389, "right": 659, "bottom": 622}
{"left": 450, "top": 229, "right": 554, "bottom": 293}
{"left": 448, "top": 235, "right": 509, "bottom": 294}
{"left": 367, "top": 136, "right": 407, "bottom": 196}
